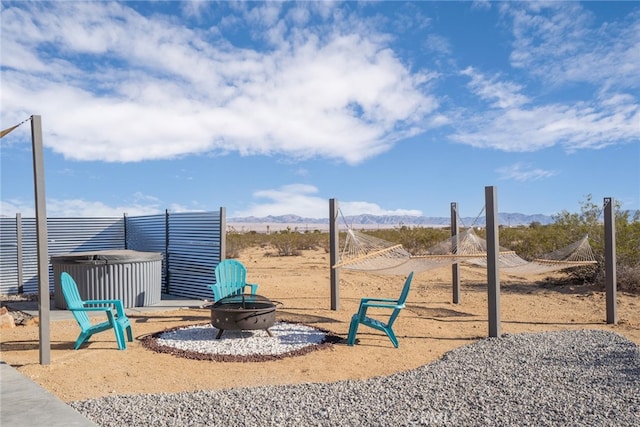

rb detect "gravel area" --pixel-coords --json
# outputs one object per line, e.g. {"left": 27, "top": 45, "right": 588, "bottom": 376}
{"left": 141, "top": 321, "right": 342, "bottom": 362}
{"left": 72, "top": 329, "right": 640, "bottom": 426}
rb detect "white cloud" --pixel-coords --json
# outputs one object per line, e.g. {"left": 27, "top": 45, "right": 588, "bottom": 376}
{"left": 1, "top": 188, "right": 420, "bottom": 219}
{"left": 0, "top": 197, "right": 150, "bottom": 218}
{"left": 452, "top": 68, "right": 640, "bottom": 152}
{"left": 460, "top": 67, "right": 529, "bottom": 109}
{"left": 1, "top": 2, "right": 439, "bottom": 165}
{"left": 338, "top": 201, "right": 422, "bottom": 217}
{"left": 232, "top": 184, "right": 326, "bottom": 217}
{"left": 424, "top": 34, "right": 452, "bottom": 56}
{"left": 496, "top": 162, "right": 557, "bottom": 182}
{"left": 45, "top": 198, "right": 161, "bottom": 217}
{"left": 0, "top": 196, "right": 205, "bottom": 218}
{"left": 504, "top": 2, "right": 640, "bottom": 89}
{"left": 449, "top": 4, "right": 640, "bottom": 153}
{"left": 0, "top": 200, "right": 35, "bottom": 218}
{"left": 230, "top": 184, "right": 422, "bottom": 218}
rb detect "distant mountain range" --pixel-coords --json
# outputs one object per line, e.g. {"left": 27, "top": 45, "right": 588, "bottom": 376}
{"left": 228, "top": 212, "right": 555, "bottom": 228}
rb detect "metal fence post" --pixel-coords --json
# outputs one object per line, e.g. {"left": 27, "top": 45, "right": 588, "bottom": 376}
{"left": 451, "top": 202, "right": 460, "bottom": 304}
{"left": 219, "top": 207, "right": 226, "bottom": 262}
{"left": 485, "top": 186, "right": 501, "bottom": 338}
{"left": 16, "top": 213, "right": 24, "bottom": 294}
{"left": 604, "top": 197, "right": 617, "bottom": 324}
{"left": 31, "top": 115, "right": 51, "bottom": 365}
{"left": 329, "top": 198, "right": 339, "bottom": 310}
{"left": 165, "top": 209, "right": 170, "bottom": 294}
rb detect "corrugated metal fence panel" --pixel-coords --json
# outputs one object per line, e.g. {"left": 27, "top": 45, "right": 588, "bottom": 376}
{"left": 0, "top": 218, "right": 19, "bottom": 294}
{"left": 126, "top": 214, "right": 168, "bottom": 292}
{"left": 41, "top": 217, "right": 124, "bottom": 293}
{"left": 15, "top": 218, "right": 37, "bottom": 294}
{"left": 46, "top": 217, "right": 125, "bottom": 293}
{"left": 47, "top": 217, "right": 125, "bottom": 254}
{"left": 167, "top": 211, "right": 222, "bottom": 300}
{"left": 1, "top": 211, "right": 223, "bottom": 299}
{"left": 18, "top": 217, "right": 125, "bottom": 294}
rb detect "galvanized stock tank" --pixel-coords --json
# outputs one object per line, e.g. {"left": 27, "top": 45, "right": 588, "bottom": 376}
{"left": 52, "top": 250, "right": 163, "bottom": 309}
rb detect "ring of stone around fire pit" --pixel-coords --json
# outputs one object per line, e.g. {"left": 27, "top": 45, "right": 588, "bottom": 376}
{"left": 140, "top": 322, "right": 344, "bottom": 363}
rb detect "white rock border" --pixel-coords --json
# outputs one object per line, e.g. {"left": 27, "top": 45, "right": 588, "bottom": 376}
{"left": 141, "top": 321, "right": 343, "bottom": 362}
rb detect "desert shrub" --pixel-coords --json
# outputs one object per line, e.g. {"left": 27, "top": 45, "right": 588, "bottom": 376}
{"left": 614, "top": 264, "right": 640, "bottom": 293}
{"left": 268, "top": 231, "right": 300, "bottom": 256}
{"left": 224, "top": 196, "right": 639, "bottom": 293}
{"left": 363, "top": 226, "right": 450, "bottom": 254}
{"left": 225, "top": 230, "right": 264, "bottom": 258}
{"left": 265, "top": 227, "right": 329, "bottom": 256}
{"left": 519, "top": 195, "right": 639, "bottom": 291}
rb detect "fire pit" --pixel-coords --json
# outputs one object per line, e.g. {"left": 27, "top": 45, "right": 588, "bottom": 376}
{"left": 211, "top": 294, "right": 276, "bottom": 339}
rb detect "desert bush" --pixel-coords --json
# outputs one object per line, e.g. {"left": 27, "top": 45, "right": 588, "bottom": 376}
{"left": 363, "top": 226, "right": 450, "bottom": 254}
{"left": 225, "top": 230, "right": 264, "bottom": 258}
{"left": 225, "top": 196, "right": 639, "bottom": 293}
{"left": 502, "top": 195, "right": 639, "bottom": 291}
{"left": 265, "top": 227, "right": 329, "bottom": 257}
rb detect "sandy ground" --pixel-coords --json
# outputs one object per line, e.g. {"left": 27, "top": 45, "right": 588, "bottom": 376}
{"left": 1, "top": 246, "right": 639, "bottom": 403}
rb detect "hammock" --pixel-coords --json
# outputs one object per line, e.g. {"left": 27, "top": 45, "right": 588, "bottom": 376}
{"left": 336, "top": 228, "right": 597, "bottom": 276}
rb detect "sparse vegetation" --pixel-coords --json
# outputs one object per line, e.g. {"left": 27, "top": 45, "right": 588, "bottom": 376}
{"left": 226, "top": 196, "right": 639, "bottom": 293}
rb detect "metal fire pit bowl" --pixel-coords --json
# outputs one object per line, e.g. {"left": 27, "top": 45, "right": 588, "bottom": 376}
{"left": 211, "top": 294, "right": 276, "bottom": 339}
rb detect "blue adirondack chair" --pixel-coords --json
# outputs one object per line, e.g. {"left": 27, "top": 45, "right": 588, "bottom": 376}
{"left": 209, "top": 259, "right": 259, "bottom": 302}
{"left": 60, "top": 272, "right": 133, "bottom": 350}
{"left": 347, "top": 272, "right": 414, "bottom": 348}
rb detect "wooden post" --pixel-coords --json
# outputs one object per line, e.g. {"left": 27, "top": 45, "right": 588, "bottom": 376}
{"left": 451, "top": 202, "right": 460, "bottom": 304}
{"left": 604, "top": 197, "right": 617, "bottom": 324}
{"left": 31, "top": 115, "right": 50, "bottom": 365}
{"left": 329, "top": 198, "right": 339, "bottom": 310}
{"left": 485, "top": 186, "right": 501, "bottom": 338}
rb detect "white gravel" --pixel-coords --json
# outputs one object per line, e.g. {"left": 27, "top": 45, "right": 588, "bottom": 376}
{"left": 155, "top": 322, "right": 327, "bottom": 356}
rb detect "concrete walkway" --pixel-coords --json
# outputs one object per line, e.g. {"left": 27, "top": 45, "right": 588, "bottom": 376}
{"left": 1, "top": 295, "right": 208, "bottom": 427}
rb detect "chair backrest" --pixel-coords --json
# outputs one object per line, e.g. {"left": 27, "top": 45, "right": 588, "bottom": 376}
{"left": 60, "top": 272, "right": 92, "bottom": 330}
{"left": 214, "top": 259, "right": 248, "bottom": 298}
{"left": 397, "top": 272, "right": 414, "bottom": 305}
{"left": 388, "top": 272, "right": 414, "bottom": 327}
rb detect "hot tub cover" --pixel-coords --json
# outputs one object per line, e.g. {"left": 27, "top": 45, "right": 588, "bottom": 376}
{"left": 51, "top": 249, "right": 162, "bottom": 264}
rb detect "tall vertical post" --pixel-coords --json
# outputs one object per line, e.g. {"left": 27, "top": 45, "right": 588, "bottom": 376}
{"left": 123, "top": 212, "right": 129, "bottom": 249}
{"left": 451, "top": 202, "right": 460, "bottom": 304}
{"left": 329, "top": 198, "right": 339, "bottom": 310}
{"left": 219, "top": 207, "right": 227, "bottom": 262}
{"left": 485, "top": 186, "right": 501, "bottom": 337}
{"left": 31, "top": 115, "right": 50, "bottom": 365}
{"left": 16, "top": 213, "right": 24, "bottom": 294}
{"left": 164, "top": 209, "right": 170, "bottom": 294}
{"left": 604, "top": 197, "right": 617, "bottom": 324}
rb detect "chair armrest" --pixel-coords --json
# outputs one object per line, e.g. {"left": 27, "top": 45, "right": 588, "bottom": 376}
{"left": 84, "top": 299, "right": 126, "bottom": 317}
{"left": 247, "top": 283, "right": 259, "bottom": 294}
{"left": 362, "top": 301, "right": 404, "bottom": 309}
{"left": 360, "top": 297, "right": 400, "bottom": 304}
{"left": 69, "top": 307, "right": 111, "bottom": 313}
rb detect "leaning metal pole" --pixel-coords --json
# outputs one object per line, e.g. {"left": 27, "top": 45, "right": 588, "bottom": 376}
{"left": 329, "top": 198, "right": 339, "bottom": 310}
{"left": 32, "top": 115, "right": 51, "bottom": 365}
{"left": 485, "top": 186, "right": 501, "bottom": 338}
{"left": 604, "top": 197, "right": 617, "bottom": 324}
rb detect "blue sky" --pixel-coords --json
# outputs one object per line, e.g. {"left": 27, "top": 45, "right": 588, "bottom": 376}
{"left": 1, "top": 1, "right": 639, "bottom": 220}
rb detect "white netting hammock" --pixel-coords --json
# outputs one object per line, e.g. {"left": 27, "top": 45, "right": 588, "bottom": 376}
{"left": 335, "top": 228, "right": 597, "bottom": 276}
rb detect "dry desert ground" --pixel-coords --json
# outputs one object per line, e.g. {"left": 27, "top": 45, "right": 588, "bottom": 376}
{"left": 1, "top": 246, "right": 638, "bottom": 403}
